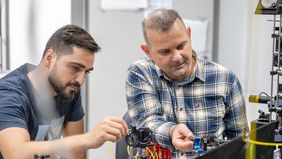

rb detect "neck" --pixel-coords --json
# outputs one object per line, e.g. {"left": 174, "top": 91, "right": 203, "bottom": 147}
{"left": 27, "top": 64, "right": 57, "bottom": 97}
{"left": 187, "top": 52, "right": 196, "bottom": 76}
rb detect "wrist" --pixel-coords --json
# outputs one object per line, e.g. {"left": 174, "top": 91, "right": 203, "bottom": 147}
{"left": 79, "top": 132, "right": 92, "bottom": 150}
{"left": 169, "top": 125, "right": 177, "bottom": 138}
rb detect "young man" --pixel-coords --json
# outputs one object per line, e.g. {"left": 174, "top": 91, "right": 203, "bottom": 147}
{"left": 125, "top": 9, "right": 248, "bottom": 158}
{"left": 0, "top": 25, "right": 128, "bottom": 159}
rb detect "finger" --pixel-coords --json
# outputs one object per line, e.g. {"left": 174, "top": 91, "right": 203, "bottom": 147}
{"left": 104, "top": 117, "right": 128, "bottom": 135}
{"left": 175, "top": 140, "right": 194, "bottom": 152}
{"left": 107, "top": 120, "right": 128, "bottom": 137}
{"left": 104, "top": 126, "right": 123, "bottom": 140}
{"left": 120, "top": 119, "right": 128, "bottom": 134}
{"left": 108, "top": 116, "right": 128, "bottom": 130}
{"left": 178, "top": 123, "right": 193, "bottom": 134}
{"left": 103, "top": 133, "right": 120, "bottom": 142}
{"left": 180, "top": 129, "right": 193, "bottom": 137}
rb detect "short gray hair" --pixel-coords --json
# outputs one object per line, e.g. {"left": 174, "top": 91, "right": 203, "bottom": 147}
{"left": 142, "top": 9, "right": 185, "bottom": 45}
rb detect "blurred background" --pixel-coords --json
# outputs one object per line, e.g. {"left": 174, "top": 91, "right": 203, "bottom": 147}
{"left": 0, "top": 0, "right": 272, "bottom": 158}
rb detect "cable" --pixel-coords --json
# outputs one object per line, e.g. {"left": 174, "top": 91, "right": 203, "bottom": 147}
{"left": 127, "top": 145, "right": 138, "bottom": 158}
{"left": 259, "top": 92, "right": 270, "bottom": 97}
{"left": 146, "top": 147, "right": 155, "bottom": 159}
{"left": 127, "top": 145, "right": 157, "bottom": 159}
{"left": 127, "top": 145, "right": 130, "bottom": 156}
{"left": 242, "top": 127, "right": 282, "bottom": 147}
{"left": 153, "top": 146, "right": 159, "bottom": 159}
{"left": 243, "top": 137, "right": 282, "bottom": 146}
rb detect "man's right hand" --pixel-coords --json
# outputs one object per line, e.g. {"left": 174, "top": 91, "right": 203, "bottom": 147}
{"left": 86, "top": 116, "right": 128, "bottom": 149}
{"left": 170, "top": 123, "right": 194, "bottom": 152}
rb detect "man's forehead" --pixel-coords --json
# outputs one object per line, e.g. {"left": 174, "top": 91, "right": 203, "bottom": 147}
{"left": 59, "top": 52, "right": 94, "bottom": 67}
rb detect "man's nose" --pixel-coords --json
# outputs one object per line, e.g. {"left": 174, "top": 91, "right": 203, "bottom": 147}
{"left": 171, "top": 50, "right": 182, "bottom": 62}
{"left": 75, "top": 71, "right": 86, "bottom": 86}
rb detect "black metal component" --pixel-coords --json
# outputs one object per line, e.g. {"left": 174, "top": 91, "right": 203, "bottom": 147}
{"left": 125, "top": 126, "right": 152, "bottom": 148}
{"left": 258, "top": 110, "right": 271, "bottom": 122}
{"left": 255, "top": 0, "right": 282, "bottom": 15}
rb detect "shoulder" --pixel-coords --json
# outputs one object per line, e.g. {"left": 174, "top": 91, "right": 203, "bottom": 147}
{"left": 127, "top": 58, "right": 158, "bottom": 76}
{"left": 197, "top": 57, "right": 238, "bottom": 82}
{"left": 200, "top": 57, "right": 233, "bottom": 73}
{"left": 0, "top": 64, "right": 26, "bottom": 85}
{"left": 0, "top": 67, "right": 31, "bottom": 130}
{"left": 0, "top": 65, "right": 30, "bottom": 102}
{"left": 128, "top": 58, "right": 155, "bottom": 70}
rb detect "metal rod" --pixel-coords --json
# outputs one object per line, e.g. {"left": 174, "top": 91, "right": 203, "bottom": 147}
{"left": 270, "top": 14, "right": 276, "bottom": 121}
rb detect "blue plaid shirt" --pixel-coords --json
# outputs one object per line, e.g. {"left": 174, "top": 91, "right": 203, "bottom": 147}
{"left": 125, "top": 55, "right": 248, "bottom": 158}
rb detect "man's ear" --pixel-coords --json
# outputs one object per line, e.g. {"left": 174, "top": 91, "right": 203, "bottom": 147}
{"left": 186, "top": 26, "right": 191, "bottom": 39}
{"left": 140, "top": 44, "right": 152, "bottom": 59}
{"left": 44, "top": 49, "right": 56, "bottom": 68}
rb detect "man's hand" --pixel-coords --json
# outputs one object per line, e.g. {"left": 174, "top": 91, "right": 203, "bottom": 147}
{"left": 170, "top": 123, "right": 194, "bottom": 152}
{"left": 86, "top": 116, "right": 128, "bottom": 149}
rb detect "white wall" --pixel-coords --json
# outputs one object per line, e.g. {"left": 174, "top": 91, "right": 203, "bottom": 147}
{"left": 217, "top": 0, "right": 252, "bottom": 122}
{"left": 87, "top": 1, "right": 145, "bottom": 158}
{"left": 217, "top": 0, "right": 274, "bottom": 125}
{"left": 9, "top": 0, "right": 71, "bottom": 69}
{"left": 173, "top": 0, "right": 214, "bottom": 59}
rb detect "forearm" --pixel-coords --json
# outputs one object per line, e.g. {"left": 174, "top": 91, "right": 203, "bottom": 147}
{"left": 2, "top": 133, "right": 90, "bottom": 159}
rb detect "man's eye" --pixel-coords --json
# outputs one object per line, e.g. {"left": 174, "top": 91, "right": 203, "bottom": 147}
{"left": 177, "top": 45, "right": 184, "bottom": 50}
{"left": 159, "top": 50, "right": 170, "bottom": 55}
{"left": 71, "top": 66, "right": 80, "bottom": 72}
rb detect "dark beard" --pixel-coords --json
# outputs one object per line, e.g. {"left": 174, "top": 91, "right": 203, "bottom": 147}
{"left": 48, "top": 75, "right": 80, "bottom": 102}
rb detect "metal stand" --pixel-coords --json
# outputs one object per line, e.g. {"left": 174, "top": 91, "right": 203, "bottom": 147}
{"left": 269, "top": 13, "right": 282, "bottom": 142}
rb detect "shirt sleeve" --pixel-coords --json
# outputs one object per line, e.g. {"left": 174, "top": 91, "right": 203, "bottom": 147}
{"left": 0, "top": 89, "right": 28, "bottom": 131}
{"left": 126, "top": 65, "right": 176, "bottom": 151}
{"left": 224, "top": 74, "right": 249, "bottom": 138}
